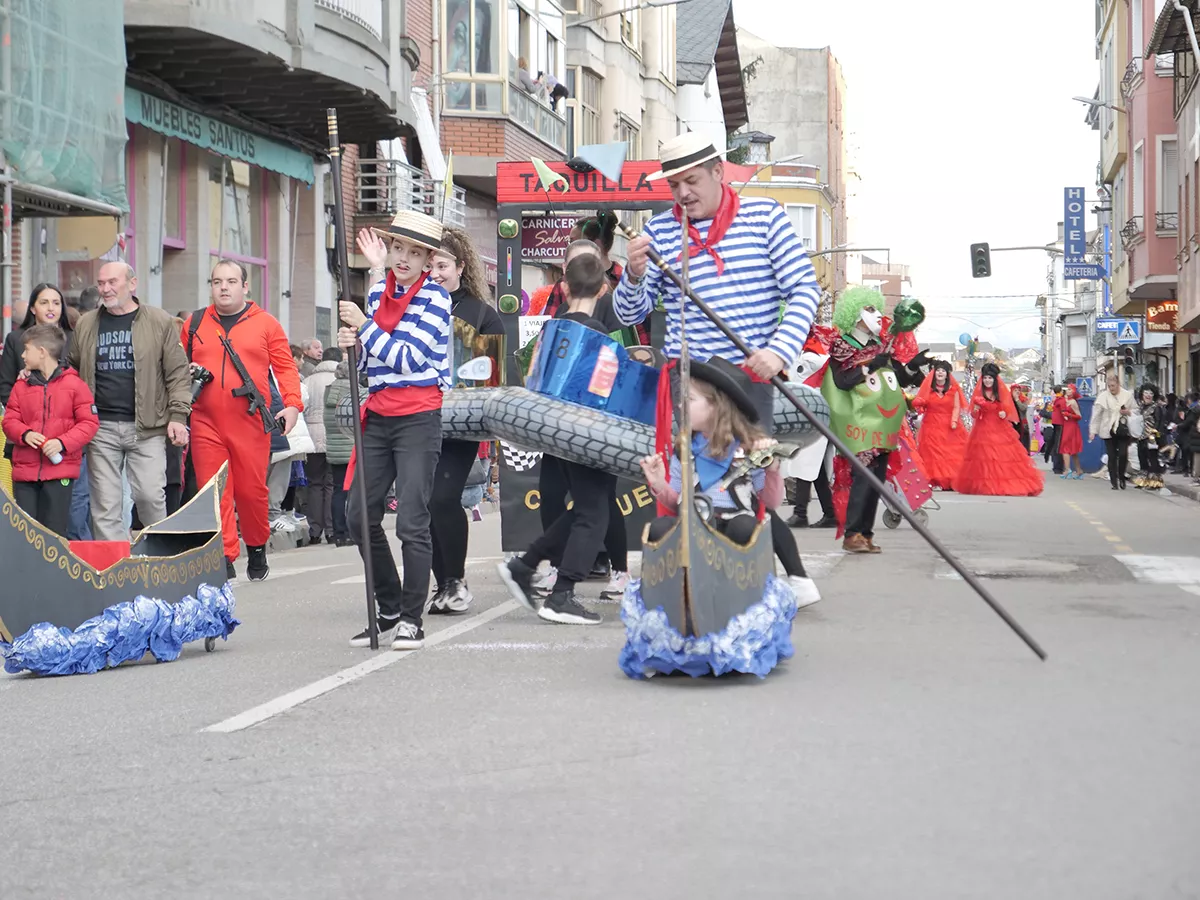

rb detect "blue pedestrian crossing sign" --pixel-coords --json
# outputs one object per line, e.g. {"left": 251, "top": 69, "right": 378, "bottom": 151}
{"left": 1116, "top": 320, "right": 1142, "bottom": 344}
{"left": 1075, "top": 377, "right": 1095, "bottom": 397}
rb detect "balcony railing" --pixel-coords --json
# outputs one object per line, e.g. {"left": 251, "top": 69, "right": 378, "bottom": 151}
{"left": 356, "top": 158, "right": 467, "bottom": 229}
{"left": 508, "top": 84, "right": 567, "bottom": 151}
{"left": 1121, "top": 57, "right": 1143, "bottom": 98}
{"left": 1157, "top": 211, "right": 1179, "bottom": 232}
{"left": 315, "top": 0, "right": 383, "bottom": 40}
{"left": 1121, "top": 215, "right": 1144, "bottom": 242}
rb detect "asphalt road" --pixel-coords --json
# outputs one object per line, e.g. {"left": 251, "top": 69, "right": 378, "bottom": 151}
{"left": 3, "top": 466, "right": 1199, "bottom": 899}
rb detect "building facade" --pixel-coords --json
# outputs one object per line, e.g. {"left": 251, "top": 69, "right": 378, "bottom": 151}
{"left": 5, "top": 0, "right": 422, "bottom": 346}
{"left": 734, "top": 30, "right": 848, "bottom": 293}
{"left": 860, "top": 255, "right": 911, "bottom": 318}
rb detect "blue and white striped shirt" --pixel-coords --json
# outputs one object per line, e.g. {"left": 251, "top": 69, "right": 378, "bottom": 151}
{"left": 357, "top": 277, "right": 452, "bottom": 392}
{"left": 613, "top": 197, "right": 820, "bottom": 366}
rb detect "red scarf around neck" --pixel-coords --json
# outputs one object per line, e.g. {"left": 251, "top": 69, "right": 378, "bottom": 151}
{"left": 673, "top": 185, "right": 740, "bottom": 276}
{"left": 377, "top": 270, "right": 428, "bottom": 331}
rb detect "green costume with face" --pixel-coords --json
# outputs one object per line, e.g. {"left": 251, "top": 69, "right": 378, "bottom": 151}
{"left": 821, "top": 335, "right": 908, "bottom": 455}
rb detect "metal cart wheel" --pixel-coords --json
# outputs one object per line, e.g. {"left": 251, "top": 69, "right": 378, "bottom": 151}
{"left": 204, "top": 637, "right": 217, "bottom": 653}
{"left": 882, "top": 510, "right": 901, "bottom": 529}
{"left": 913, "top": 508, "right": 929, "bottom": 527}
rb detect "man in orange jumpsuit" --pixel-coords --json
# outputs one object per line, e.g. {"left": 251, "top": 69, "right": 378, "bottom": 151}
{"left": 184, "top": 259, "right": 302, "bottom": 582}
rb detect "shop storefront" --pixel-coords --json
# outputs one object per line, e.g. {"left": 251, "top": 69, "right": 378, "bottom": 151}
{"left": 52, "top": 88, "right": 331, "bottom": 342}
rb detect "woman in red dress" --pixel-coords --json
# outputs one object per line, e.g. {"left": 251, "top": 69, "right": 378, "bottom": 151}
{"left": 912, "top": 360, "right": 968, "bottom": 489}
{"left": 1057, "top": 384, "right": 1085, "bottom": 479}
{"left": 955, "top": 364, "right": 1044, "bottom": 497}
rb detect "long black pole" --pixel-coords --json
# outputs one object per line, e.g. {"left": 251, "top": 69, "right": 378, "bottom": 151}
{"left": 623, "top": 225, "right": 1047, "bottom": 661}
{"left": 327, "top": 109, "right": 379, "bottom": 650}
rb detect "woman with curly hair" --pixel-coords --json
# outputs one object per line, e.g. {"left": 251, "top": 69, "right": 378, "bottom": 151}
{"left": 426, "top": 225, "right": 505, "bottom": 614}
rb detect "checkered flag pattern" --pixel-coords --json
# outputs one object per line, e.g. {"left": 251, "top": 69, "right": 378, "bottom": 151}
{"left": 500, "top": 441, "right": 543, "bottom": 472}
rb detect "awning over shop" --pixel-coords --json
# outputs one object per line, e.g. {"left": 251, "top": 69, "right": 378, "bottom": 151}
{"left": 126, "top": 88, "right": 315, "bottom": 184}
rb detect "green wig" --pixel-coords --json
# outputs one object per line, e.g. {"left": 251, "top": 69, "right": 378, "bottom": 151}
{"left": 832, "top": 286, "right": 886, "bottom": 334}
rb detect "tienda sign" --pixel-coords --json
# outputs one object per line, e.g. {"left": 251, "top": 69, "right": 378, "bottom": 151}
{"left": 1146, "top": 300, "right": 1196, "bottom": 333}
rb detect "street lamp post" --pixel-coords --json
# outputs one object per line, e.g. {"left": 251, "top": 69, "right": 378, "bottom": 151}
{"left": 571, "top": 0, "right": 694, "bottom": 28}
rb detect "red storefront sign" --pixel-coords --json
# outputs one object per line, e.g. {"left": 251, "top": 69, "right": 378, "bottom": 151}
{"left": 496, "top": 160, "right": 674, "bottom": 205}
{"left": 521, "top": 215, "right": 575, "bottom": 262}
{"left": 1146, "top": 300, "right": 1196, "bottom": 333}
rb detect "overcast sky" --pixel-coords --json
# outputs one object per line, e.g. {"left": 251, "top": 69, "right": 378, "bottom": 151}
{"left": 732, "top": 0, "right": 1101, "bottom": 350}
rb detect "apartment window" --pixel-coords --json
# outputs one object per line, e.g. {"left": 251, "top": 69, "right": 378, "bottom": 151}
{"left": 619, "top": 0, "right": 639, "bottom": 49}
{"left": 1133, "top": 0, "right": 1143, "bottom": 61}
{"left": 1114, "top": 170, "right": 1126, "bottom": 265}
{"left": 1102, "top": 38, "right": 1114, "bottom": 132}
{"left": 785, "top": 204, "right": 817, "bottom": 251}
{"left": 1185, "top": 172, "right": 1191, "bottom": 246}
{"left": 208, "top": 156, "right": 268, "bottom": 307}
{"left": 617, "top": 115, "right": 641, "bottom": 160}
{"left": 1133, "top": 141, "right": 1145, "bottom": 222}
{"left": 444, "top": 0, "right": 503, "bottom": 113}
{"left": 576, "top": 66, "right": 600, "bottom": 147}
{"left": 1160, "top": 137, "right": 1179, "bottom": 230}
{"left": 1195, "top": 158, "right": 1199, "bottom": 237}
{"left": 659, "top": 7, "right": 675, "bottom": 82}
{"left": 821, "top": 208, "right": 834, "bottom": 253}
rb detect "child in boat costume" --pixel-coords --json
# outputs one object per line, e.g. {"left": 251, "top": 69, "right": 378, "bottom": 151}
{"left": 618, "top": 357, "right": 814, "bottom": 680}
{"left": 813, "top": 287, "right": 929, "bottom": 553}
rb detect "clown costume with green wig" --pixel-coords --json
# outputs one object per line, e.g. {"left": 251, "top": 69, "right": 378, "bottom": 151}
{"left": 810, "top": 287, "right": 930, "bottom": 553}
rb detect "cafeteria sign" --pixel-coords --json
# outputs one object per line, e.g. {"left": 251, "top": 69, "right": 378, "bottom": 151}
{"left": 521, "top": 215, "right": 575, "bottom": 262}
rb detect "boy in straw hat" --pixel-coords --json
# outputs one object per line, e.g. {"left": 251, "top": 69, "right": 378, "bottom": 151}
{"left": 338, "top": 209, "right": 452, "bottom": 650}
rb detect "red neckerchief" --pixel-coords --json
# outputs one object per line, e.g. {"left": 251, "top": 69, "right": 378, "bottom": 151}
{"left": 653, "top": 361, "right": 678, "bottom": 517}
{"left": 377, "top": 270, "right": 428, "bottom": 331}
{"left": 673, "top": 185, "right": 740, "bottom": 276}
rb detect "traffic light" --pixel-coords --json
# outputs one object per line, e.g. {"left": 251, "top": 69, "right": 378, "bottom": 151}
{"left": 970, "top": 242, "right": 991, "bottom": 278}
{"left": 1122, "top": 346, "right": 1135, "bottom": 376}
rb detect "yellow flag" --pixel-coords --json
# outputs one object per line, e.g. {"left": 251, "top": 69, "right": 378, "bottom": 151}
{"left": 442, "top": 151, "right": 454, "bottom": 218}
{"left": 531, "top": 157, "right": 569, "bottom": 194}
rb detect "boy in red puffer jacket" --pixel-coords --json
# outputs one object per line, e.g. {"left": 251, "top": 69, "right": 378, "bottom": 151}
{"left": 2, "top": 324, "right": 99, "bottom": 535}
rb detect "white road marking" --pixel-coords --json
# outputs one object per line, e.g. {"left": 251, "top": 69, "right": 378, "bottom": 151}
{"left": 239, "top": 564, "right": 348, "bottom": 583}
{"left": 330, "top": 556, "right": 506, "bottom": 585}
{"left": 1116, "top": 555, "right": 1200, "bottom": 585}
{"left": 1179, "top": 585, "right": 1200, "bottom": 597}
{"left": 202, "top": 600, "right": 519, "bottom": 733}
{"left": 442, "top": 640, "right": 603, "bottom": 652}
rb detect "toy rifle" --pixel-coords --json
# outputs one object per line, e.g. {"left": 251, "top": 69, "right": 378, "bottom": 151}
{"left": 219, "top": 334, "right": 279, "bottom": 434}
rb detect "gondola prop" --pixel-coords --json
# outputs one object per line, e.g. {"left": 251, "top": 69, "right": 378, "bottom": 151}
{"left": 0, "top": 465, "right": 239, "bottom": 676}
{"left": 616, "top": 223, "right": 1048, "bottom": 662}
{"left": 618, "top": 216, "right": 802, "bottom": 680}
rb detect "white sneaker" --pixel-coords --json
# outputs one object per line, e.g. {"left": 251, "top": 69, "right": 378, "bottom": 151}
{"left": 533, "top": 566, "right": 558, "bottom": 593}
{"left": 441, "top": 580, "right": 474, "bottom": 613}
{"left": 391, "top": 620, "right": 425, "bottom": 650}
{"left": 787, "top": 576, "right": 822, "bottom": 609}
{"left": 270, "top": 516, "right": 297, "bottom": 533}
{"left": 601, "top": 570, "right": 630, "bottom": 599}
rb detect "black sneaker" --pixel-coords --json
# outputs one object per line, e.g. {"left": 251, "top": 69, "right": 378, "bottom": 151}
{"left": 225, "top": 558, "right": 237, "bottom": 582}
{"left": 786, "top": 513, "right": 809, "bottom": 528}
{"left": 349, "top": 616, "right": 401, "bottom": 648}
{"left": 810, "top": 515, "right": 838, "bottom": 529}
{"left": 429, "top": 579, "right": 472, "bottom": 615}
{"left": 335, "top": 537, "right": 353, "bottom": 548}
{"left": 497, "top": 559, "right": 538, "bottom": 613}
{"left": 538, "top": 589, "right": 601, "bottom": 625}
{"left": 309, "top": 534, "right": 323, "bottom": 546}
{"left": 391, "top": 620, "right": 425, "bottom": 650}
{"left": 246, "top": 545, "right": 270, "bottom": 582}
{"left": 589, "top": 556, "right": 611, "bottom": 580}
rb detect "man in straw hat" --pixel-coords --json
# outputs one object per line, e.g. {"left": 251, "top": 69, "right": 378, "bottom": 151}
{"left": 338, "top": 210, "right": 453, "bottom": 651}
{"left": 615, "top": 132, "right": 823, "bottom": 574}
{"left": 615, "top": 132, "right": 821, "bottom": 413}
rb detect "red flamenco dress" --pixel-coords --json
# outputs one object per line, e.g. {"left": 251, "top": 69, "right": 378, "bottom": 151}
{"left": 912, "top": 372, "right": 969, "bottom": 489}
{"left": 1057, "top": 392, "right": 1084, "bottom": 456}
{"left": 954, "top": 377, "right": 1044, "bottom": 497}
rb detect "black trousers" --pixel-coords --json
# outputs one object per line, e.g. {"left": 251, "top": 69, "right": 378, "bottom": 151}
{"left": 796, "top": 466, "right": 834, "bottom": 518}
{"left": 330, "top": 463, "right": 349, "bottom": 540}
{"left": 538, "top": 455, "right": 628, "bottom": 571}
{"left": 845, "top": 452, "right": 890, "bottom": 538}
{"left": 522, "top": 461, "right": 609, "bottom": 589}
{"left": 430, "top": 439, "right": 479, "bottom": 587}
{"left": 347, "top": 410, "right": 442, "bottom": 624}
{"left": 304, "top": 452, "right": 333, "bottom": 538}
{"left": 14, "top": 478, "right": 74, "bottom": 537}
{"left": 1106, "top": 436, "right": 1130, "bottom": 487}
{"left": 1137, "top": 440, "right": 1162, "bottom": 476}
{"left": 1047, "top": 425, "right": 1064, "bottom": 473}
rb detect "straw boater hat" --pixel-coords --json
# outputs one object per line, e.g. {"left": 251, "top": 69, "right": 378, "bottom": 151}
{"left": 647, "top": 132, "right": 725, "bottom": 182}
{"left": 371, "top": 209, "right": 443, "bottom": 253}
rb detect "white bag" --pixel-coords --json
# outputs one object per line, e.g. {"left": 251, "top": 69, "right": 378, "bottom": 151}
{"left": 1127, "top": 411, "right": 1145, "bottom": 440}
